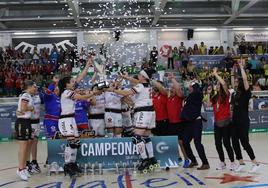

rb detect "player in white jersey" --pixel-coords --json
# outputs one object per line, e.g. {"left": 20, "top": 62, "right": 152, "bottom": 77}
{"left": 26, "top": 86, "right": 42, "bottom": 174}
{"left": 15, "top": 80, "right": 36, "bottom": 181}
{"left": 58, "top": 57, "right": 97, "bottom": 177}
{"left": 110, "top": 69, "right": 163, "bottom": 172}
{"left": 88, "top": 87, "right": 106, "bottom": 137}
{"left": 104, "top": 81, "right": 123, "bottom": 137}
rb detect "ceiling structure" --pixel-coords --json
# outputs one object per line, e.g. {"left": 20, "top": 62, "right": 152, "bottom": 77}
{"left": 0, "top": 0, "right": 267, "bottom": 31}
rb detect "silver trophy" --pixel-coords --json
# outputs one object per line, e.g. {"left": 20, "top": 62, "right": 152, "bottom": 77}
{"left": 133, "top": 162, "right": 137, "bottom": 174}
{"left": 94, "top": 58, "right": 107, "bottom": 82}
{"left": 115, "top": 163, "right": 119, "bottom": 174}
{"left": 83, "top": 163, "right": 88, "bottom": 175}
{"left": 98, "top": 163, "right": 103, "bottom": 175}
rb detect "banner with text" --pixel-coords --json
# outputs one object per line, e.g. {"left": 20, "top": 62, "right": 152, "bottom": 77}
{"left": 47, "top": 136, "right": 179, "bottom": 169}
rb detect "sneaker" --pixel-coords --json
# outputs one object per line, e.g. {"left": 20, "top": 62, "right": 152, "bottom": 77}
{"left": 183, "top": 159, "right": 190, "bottom": 168}
{"left": 31, "top": 161, "right": 41, "bottom": 173}
{"left": 23, "top": 169, "right": 31, "bottom": 178}
{"left": 186, "top": 162, "right": 198, "bottom": 168}
{"left": 26, "top": 163, "right": 34, "bottom": 175}
{"left": 249, "top": 164, "right": 260, "bottom": 173}
{"left": 216, "top": 162, "right": 226, "bottom": 170}
{"left": 16, "top": 169, "right": 28, "bottom": 181}
{"left": 230, "top": 162, "right": 237, "bottom": 171}
{"left": 235, "top": 164, "right": 246, "bottom": 172}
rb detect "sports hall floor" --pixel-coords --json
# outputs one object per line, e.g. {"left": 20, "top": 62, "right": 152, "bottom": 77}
{"left": 0, "top": 133, "right": 267, "bottom": 188}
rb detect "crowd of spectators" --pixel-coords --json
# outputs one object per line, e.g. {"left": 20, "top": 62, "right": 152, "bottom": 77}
{"left": 0, "top": 41, "right": 268, "bottom": 97}
{"left": 0, "top": 45, "right": 80, "bottom": 97}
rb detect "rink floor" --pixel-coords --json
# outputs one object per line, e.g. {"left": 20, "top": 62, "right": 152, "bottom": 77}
{"left": 0, "top": 133, "right": 268, "bottom": 188}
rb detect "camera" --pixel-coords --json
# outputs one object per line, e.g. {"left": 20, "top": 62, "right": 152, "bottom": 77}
{"left": 96, "top": 81, "right": 109, "bottom": 90}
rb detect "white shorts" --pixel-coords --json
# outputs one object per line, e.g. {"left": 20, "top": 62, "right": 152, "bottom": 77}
{"left": 89, "top": 119, "right": 105, "bottom": 136}
{"left": 58, "top": 117, "right": 79, "bottom": 137}
{"left": 133, "top": 111, "right": 156, "bottom": 130}
{"left": 105, "top": 112, "right": 122, "bottom": 129}
{"left": 122, "top": 111, "right": 133, "bottom": 128}
{"left": 31, "top": 123, "right": 41, "bottom": 138}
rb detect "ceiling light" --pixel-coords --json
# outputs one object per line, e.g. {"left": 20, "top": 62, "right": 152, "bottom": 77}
{"left": 233, "top": 28, "right": 253, "bottom": 31}
{"left": 195, "top": 28, "right": 218, "bottom": 31}
{"left": 87, "top": 30, "right": 110, "bottom": 33}
{"left": 124, "top": 29, "right": 146, "bottom": 32}
{"left": 13, "top": 32, "right": 37, "bottom": 35}
{"left": 161, "top": 28, "right": 183, "bottom": 31}
{"left": 49, "top": 31, "right": 73, "bottom": 34}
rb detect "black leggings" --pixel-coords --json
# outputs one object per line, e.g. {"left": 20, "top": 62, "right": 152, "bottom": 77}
{"left": 214, "top": 124, "right": 234, "bottom": 162}
{"left": 183, "top": 119, "right": 209, "bottom": 165}
{"left": 231, "top": 119, "right": 256, "bottom": 161}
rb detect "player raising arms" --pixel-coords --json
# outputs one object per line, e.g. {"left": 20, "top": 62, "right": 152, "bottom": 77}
{"left": 107, "top": 69, "right": 163, "bottom": 173}
{"left": 57, "top": 56, "right": 97, "bottom": 177}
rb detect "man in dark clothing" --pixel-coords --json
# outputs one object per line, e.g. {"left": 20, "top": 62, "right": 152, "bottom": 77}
{"left": 180, "top": 82, "right": 210, "bottom": 170}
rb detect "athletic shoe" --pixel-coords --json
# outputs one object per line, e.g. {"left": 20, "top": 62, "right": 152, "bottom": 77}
{"left": 31, "top": 161, "right": 41, "bottom": 173}
{"left": 216, "top": 162, "right": 226, "bottom": 170}
{"left": 183, "top": 159, "right": 190, "bottom": 168}
{"left": 16, "top": 169, "right": 28, "bottom": 181}
{"left": 186, "top": 162, "right": 198, "bottom": 168}
{"left": 249, "top": 164, "right": 260, "bottom": 173}
{"left": 26, "top": 163, "right": 34, "bottom": 175}
{"left": 197, "top": 164, "right": 210, "bottom": 170}
{"left": 230, "top": 162, "right": 237, "bottom": 171}
{"left": 23, "top": 169, "right": 31, "bottom": 178}
{"left": 235, "top": 164, "right": 246, "bottom": 172}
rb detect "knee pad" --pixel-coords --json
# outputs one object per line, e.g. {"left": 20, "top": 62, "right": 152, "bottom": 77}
{"left": 68, "top": 139, "right": 81, "bottom": 149}
{"left": 142, "top": 136, "right": 151, "bottom": 144}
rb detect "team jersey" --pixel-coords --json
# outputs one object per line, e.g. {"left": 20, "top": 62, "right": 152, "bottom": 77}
{"left": 44, "top": 91, "right": 61, "bottom": 120}
{"left": 61, "top": 89, "right": 76, "bottom": 115}
{"left": 167, "top": 95, "right": 183, "bottom": 123}
{"left": 152, "top": 93, "right": 168, "bottom": 121}
{"left": 17, "top": 92, "right": 33, "bottom": 119}
{"left": 131, "top": 83, "right": 153, "bottom": 108}
{"left": 104, "top": 91, "right": 122, "bottom": 110}
{"left": 31, "top": 94, "right": 42, "bottom": 119}
{"left": 89, "top": 93, "right": 105, "bottom": 114}
{"left": 75, "top": 100, "right": 90, "bottom": 125}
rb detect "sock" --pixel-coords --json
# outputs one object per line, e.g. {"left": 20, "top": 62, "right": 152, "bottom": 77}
{"left": 145, "top": 141, "right": 154, "bottom": 158}
{"left": 114, "top": 134, "right": 121, "bottom": 138}
{"left": 26, "top": 161, "right": 30, "bottom": 166}
{"left": 64, "top": 146, "right": 77, "bottom": 163}
{"left": 136, "top": 141, "right": 147, "bottom": 159}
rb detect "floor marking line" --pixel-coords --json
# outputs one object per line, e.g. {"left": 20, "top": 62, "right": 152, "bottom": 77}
{"left": 117, "top": 174, "right": 125, "bottom": 188}
{"left": 0, "top": 181, "right": 19, "bottom": 187}
{"left": 125, "top": 170, "right": 133, "bottom": 188}
{"left": 69, "top": 178, "right": 76, "bottom": 188}
{"left": 176, "top": 172, "right": 193, "bottom": 186}
{"left": 232, "top": 184, "right": 268, "bottom": 188}
{"left": 185, "top": 172, "right": 206, "bottom": 185}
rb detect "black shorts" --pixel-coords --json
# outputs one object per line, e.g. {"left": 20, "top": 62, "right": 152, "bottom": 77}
{"left": 15, "top": 118, "right": 32, "bottom": 141}
{"left": 166, "top": 122, "right": 185, "bottom": 140}
{"left": 152, "top": 120, "right": 169, "bottom": 136}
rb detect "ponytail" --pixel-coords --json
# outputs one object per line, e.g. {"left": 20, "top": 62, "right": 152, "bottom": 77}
{"left": 58, "top": 76, "right": 71, "bottom": 97}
